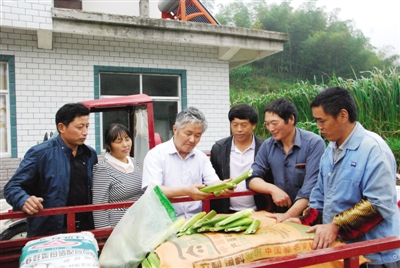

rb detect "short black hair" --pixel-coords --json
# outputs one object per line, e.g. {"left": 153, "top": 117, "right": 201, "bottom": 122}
{"left": 310, "top": 87, "right": 357, "bottom": 122}
{"left": 264, "top": 98, "right": 298, "bottom": 125}
{"left": 228, "top": 104, "right": 258, "bottom": 124}
{"left": 55, "top": 103, "right": 90, "bottom": 128}
{"left": 104, "top": 123, "right": 132, "bottom": 153}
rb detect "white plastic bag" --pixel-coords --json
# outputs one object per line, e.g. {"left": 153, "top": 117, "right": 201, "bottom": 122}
{"left": 134, "top": 108, "right": 149, "bottom": 171}
{"left": 99, "top": 184, "right": 177, "bottom": 268}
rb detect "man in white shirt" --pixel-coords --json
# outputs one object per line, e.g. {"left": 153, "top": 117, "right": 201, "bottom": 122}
{"left": 210, "top": 104, "right": 267, "bottom": 213}
{"left": 142, "top": 107, "right": 233, "bottom": 218}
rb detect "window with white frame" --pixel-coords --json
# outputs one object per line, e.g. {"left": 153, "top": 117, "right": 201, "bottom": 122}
{"left": 0, "top": 62, "right": 9, "bottom": 156}
{"left": 99, "top": 72, "right": 180, "bottom": 146}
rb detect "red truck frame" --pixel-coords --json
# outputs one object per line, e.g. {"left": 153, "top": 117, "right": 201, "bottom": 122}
{"left": 80, "top": 93, "right": 159, "bottom": 157}
{"left": 1, "top": 192, "right": 399, "bottom": 267}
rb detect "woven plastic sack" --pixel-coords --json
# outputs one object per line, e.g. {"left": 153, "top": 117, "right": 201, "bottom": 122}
{"left": 155, "top": 211, "right": 369, "bottom": 268}
{"left": 99, "top": 184, "right": 176, "bottom": 268}
{"left": 19, "top": 231, "right": 99, "bottom": 267}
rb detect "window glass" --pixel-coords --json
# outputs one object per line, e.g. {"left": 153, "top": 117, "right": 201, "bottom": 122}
{"left": 99, "top": 72, "right": 180, "bottom": 154}
{"left": 100, "top": 73, "right": 140, "bottom": 95}
{"left": 143, "top": 75, "right": 179, "bottom": 97}
{"left": 153, "top": 101, "right": 178, "bottom": 142}
{"left": 0, "top": 62, "right": 8, "bottom": 154}
{"left": 0, "top": 62, "right": 7, "bottom": 90}
{"left": 101, "top": 110, "right": 130, "bottom": 149}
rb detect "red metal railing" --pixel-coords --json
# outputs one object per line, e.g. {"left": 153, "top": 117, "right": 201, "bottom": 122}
{"left": 0, "top": 191, "right": 256, "bottom": 266}
{"left": 1, "top": 191, "right": 399, "bottom": 268}
{"left": 233, "top": 235, "right": 400, "bottom": 268}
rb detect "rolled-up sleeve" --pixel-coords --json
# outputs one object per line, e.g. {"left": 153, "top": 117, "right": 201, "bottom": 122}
{"left": 361, "top": 147, "right": 398, "bottom": 219}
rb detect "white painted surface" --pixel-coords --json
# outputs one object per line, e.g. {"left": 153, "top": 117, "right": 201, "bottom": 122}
{"left": 1, "top": 28, "right": 231, "bottom": 157}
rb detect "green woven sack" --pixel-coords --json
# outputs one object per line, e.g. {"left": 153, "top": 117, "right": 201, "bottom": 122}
{"left": 99, "top": 184, "right": 176, "bottom": 268}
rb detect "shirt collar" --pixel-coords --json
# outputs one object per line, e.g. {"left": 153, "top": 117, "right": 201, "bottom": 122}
{"left": 104, "top": 152, "right": 133, "bottom": 170}
{"left": 273, "top": 128, "right": 301, "bottom": 148}
{"left": 231, "top": 134, "right": 256, "bottom": 152}
{"left": 335, "top": 123, "right": 358, "bottom": 151}
{"left": 75, "top": 146, "right": 84, "bottom": 157}
{"left": 293, "top": 128, "right": 302, "bottom": 147}
{"left": 167, "top": 137, "right": 195, "bottom": 159}
{"left": 57, "top": 135, "right": 92, "bottom": 158}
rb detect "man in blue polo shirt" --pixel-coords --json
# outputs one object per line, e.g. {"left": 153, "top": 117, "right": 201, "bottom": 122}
{"left": 246, "top": 98, "right": 325, "bottom": 222}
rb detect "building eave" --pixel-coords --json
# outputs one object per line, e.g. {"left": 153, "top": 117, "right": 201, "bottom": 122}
{"left": 50, "top": 8, "right": 289, "bottom": 69}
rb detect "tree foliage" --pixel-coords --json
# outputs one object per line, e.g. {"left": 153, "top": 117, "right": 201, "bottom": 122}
{"left": 215, "top": 0, "right": 252, "bottom": 27}
{"left": 215, "top": 0, "right": 399, "bottom": 82}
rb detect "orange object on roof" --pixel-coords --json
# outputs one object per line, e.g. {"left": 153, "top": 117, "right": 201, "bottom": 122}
{"left": 158, "top": 0, "right": 219, "bottom": 25}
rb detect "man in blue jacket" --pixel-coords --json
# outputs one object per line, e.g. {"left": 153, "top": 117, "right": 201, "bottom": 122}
{"left": 288, "top": 87, "right": 400, "bottom": 267}
{"left": 4, "top": 103, "right": 98, "bottom": 237}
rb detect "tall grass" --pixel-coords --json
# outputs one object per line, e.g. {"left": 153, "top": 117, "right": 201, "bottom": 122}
{"left": 232, "top": 68, "right": 400, "bottom": 170}
{"left": 332, "top": 68, "right": 400, "bottom": 138}
{"left": 233, "top": 68, "right": 399, "bottom": 139}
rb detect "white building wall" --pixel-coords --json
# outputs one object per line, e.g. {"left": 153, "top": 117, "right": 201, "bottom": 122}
{"left": 0, "top": 27, "right": 231, "bottom": 158}
{"left": 0, "top": 0, "right": 53, "bottom": 30}
{"left": 0, "top": 0, "right": 172, "bottom": 26}
{"left": 82, "top": 0, "right": 162, "bottom": 19}
{"left": 83, "top": 0, "right": 139, "bottom": 17}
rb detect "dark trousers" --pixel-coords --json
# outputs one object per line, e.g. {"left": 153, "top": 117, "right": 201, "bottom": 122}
{"left": 62, "top": 212, "right": 94, "bottom": 232}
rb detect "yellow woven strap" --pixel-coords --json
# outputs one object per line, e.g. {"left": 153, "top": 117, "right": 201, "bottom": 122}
{"left": 333, "top": 199, "right": 383, "bottom": 240}
{"left": 299, "top": 207, "right": 322, "bottom": 226}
